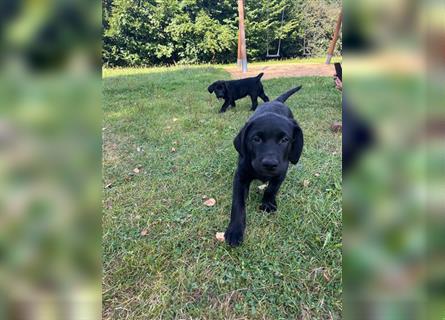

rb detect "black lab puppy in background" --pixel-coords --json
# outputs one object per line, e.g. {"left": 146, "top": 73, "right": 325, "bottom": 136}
{"left": 208, "top": 73, "right": 269, "bottom": 113}
{"left": 225, "top": 85, "right": 304, "bottom": 246}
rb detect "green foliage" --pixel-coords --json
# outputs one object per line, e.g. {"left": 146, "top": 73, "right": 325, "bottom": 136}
{"left": 103, "top": 0, "right": 342, "bottom": 67}
{"left": 297, "top": 0, "right": 342, "bottom": 57}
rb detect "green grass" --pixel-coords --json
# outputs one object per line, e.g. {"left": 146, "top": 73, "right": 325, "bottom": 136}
{"left": 103, "top": 65, "right": 342, "bottom": 319}
{"left": 102, "top": 56, "right": 342, "bottom": 78}
{"left": 224, "top": 56, "right": 343, "bottom": 67}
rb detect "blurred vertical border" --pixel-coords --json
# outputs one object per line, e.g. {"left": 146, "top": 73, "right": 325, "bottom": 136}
{"left": 0, "top": 0, "right": 101, "bottom": 319}
{"left": 343, "top": 0, "right": 445, "bottom": 319}
{"left": 1, "top": 0, "right": 444, "bottom": 319}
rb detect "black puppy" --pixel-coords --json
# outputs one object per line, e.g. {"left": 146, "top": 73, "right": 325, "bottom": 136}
{"left": 224, "top": 86, "right": 304, "bottom": 246}
{"left": 208, "top": 73, "right": 269, "bottom": 113}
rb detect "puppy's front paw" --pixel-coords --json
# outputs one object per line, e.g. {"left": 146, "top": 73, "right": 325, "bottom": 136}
{"left": 259, "top": 201, "right": 277, "bottom": 213}
{"left": 224, "top": 223, "right": 244, "bottom": 247}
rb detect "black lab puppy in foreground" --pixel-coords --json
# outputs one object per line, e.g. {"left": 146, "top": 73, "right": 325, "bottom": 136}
{"left": 208, "top": 73, "right": 269, "bottom": 113}
{"left": 224, "top": 85, "right": 304, "bottom": 246}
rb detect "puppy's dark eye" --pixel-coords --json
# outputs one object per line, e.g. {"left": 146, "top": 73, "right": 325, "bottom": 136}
{"left": 252, "top": 136, "right": 262, "bottom": 144}
{"left": 279, "top": 137, "right": 289, "bottom": 144}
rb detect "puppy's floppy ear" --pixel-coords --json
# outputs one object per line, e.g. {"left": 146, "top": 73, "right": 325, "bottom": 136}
{"left": 234, "top": 121, "right": 252, "bottom": 157}
{"left": 222, "top": 81, "right": 228, "bottom": 94}
{"left": 289, "top": 120, "right": 304, "bottom": 164}
{"left": 217, "top": 81, "right": 229, "bottom": 97}
{"left": 208, "top": 82, "right": 216, "bottom": 93}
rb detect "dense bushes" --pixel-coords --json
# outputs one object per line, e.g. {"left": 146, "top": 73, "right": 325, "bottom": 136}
{"left": 103, "top": 0, "right": 341, "bottom": 67}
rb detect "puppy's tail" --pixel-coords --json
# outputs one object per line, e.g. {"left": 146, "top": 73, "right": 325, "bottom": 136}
{"left": 275, "top": 85, "right": 302, "bottom": 103}
{"left": 255, "top": 72, "right": 264, "bottom": 80}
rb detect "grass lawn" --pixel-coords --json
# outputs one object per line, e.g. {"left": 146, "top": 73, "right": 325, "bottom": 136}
{"left": 102, "top": 56, "right": 342, "bottom": 77}
{"left": 226, "top": 56, "right": 343, "bottom": 66}
{"left": 103, "top": 65, "right": 342, "bottom": 319}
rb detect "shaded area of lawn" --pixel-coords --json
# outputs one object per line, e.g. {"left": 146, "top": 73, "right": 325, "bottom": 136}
{"left": 103, "top": 66, "right": 342, "bottom": 319}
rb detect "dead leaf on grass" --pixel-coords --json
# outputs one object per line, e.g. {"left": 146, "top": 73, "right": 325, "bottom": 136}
{"left": 171, "top": 147, "right": 176, "bottom": 152}
{"left": 303, "top": 179, "right": 310, "bottom": 187}
{"left": 323, "top": 270, "right": 331, "bottom": 281}
{"left": 330, "top": 121, "right": 342, "bottom": 133}
{"left": 140, "top": 229, "right": 148, "bottom": 236}
{"left": 203, "top": 198, "right": 216, "bottom": 206}
{"left": 258, "top": 183, "right": 268, "bottom": 191}
{"left": 105, "top": 199, "right": 112, "bottom": 209}
{"left": 132, "top": 165, "right": 143, "bottom": 173}
{"left": 215, "top": 232, "right": 225, "bottom": 242}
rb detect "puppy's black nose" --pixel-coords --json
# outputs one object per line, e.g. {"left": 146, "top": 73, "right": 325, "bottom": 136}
{"left": 262, "top": 158, "right": 278, "bottom": 170}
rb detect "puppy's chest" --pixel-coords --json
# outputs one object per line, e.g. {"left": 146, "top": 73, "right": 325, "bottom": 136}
{"left": 252, "top": 172, "right": 282, "bottom": 183}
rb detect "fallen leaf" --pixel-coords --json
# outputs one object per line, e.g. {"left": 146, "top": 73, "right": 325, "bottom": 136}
{"left": 173, "top": 118, "right": 178, "bottom": 122}
{"left": 105, "top": 199, "right": 112, "bottom": 209}
{"left": 323, "top": 271, "right": 331, "bottom": 281}
{"left": 303, "top": 179, "right": 310, "bottom": 187}
{"left": 323, "top": 231, "right": 332, "bottom": 249}
{"left": 137, "top": 146, "right": 143, "bottom": 152}
{"left": 105, "top": 182, "right": 113, "bottom": 189}
{"left": 215, "top": 232, "right": 225, "bottom": 242}
{"left": 258, "top": 183, "right": 268, "bottom": 191}
{"left": 140, "top": 229, "right": 148, "bottom": 236}
{"left": 133, "top": 167, "right": 140, "bottom": 173}
{"left": 202, "top": 195, "right": 208, "bottom": 200}
{"left": 171, "top": 147, "right": 176, "bottom": 152}
{"left": 330, "top": 121, "right": 342, "bottom": 133}
{"left": 203, "top": 198, "right": 216, "bottom": 206}
{"left": 314, "top": 173, "right": 320, "bottom": 177}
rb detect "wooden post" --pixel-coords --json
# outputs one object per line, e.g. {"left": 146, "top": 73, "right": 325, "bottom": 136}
{"left": 326, "top": 10, "right": 342, "bottom": 64}
{"left": 237, "top": 31, "right": 241, "bottom": 66}
{"left": 237, "top": 0, "right": 247, "bottom": 72}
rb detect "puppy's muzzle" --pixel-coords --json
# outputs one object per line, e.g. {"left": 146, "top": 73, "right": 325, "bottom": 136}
{"left": 261, "top": 158, "right": 279, "bottom": 171}
{"left": 215, "top": 92, "right": 224, "bottom": 99}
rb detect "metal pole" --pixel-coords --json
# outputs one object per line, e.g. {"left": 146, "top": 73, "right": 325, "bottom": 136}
{"left": 326, "top": 10, "right": 342, "bottom": 64}
{"left": 238, "top": 0, "right": 247, "bottom": 72}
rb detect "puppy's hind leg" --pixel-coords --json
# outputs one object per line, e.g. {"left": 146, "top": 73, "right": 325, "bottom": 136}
{"left": 230, "top": 100, "right": 236, "bottom": 108}
{"left": 259, "top": 175, "right": 285, "bottom": 213}
{"left": 249, "top": 95, "right": 259, "bottom": 111}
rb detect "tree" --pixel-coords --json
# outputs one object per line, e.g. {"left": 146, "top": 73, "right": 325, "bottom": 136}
{"left": 102, "top": 0, "right": 342, "bottom": 67}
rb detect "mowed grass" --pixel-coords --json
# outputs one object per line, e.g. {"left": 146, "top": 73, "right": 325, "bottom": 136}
{"left": 103, "top": 66, "right": 342, "bottom": 319}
